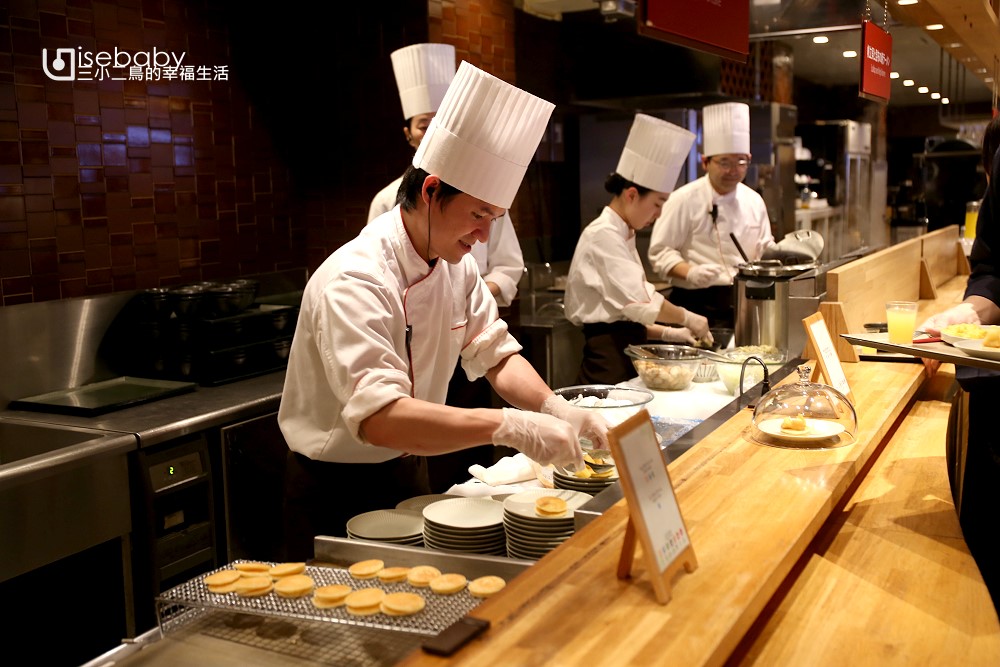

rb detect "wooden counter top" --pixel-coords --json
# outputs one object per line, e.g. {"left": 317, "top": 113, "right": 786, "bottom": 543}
{"left": 732, "top": 380, "right": 1000, "bottom": 665}
{"left": 400, "top": 361, "right": 936, "bottom": 667}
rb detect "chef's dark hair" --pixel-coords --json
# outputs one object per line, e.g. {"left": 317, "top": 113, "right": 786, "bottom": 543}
{"left": 397, "top": 165, "right": 461, "bottom": 210}
{"left": 983, "top": 116, "right": 1000, "bottom": 175}
{"left": 605, "top": 172, "right": 651, "bottom": 197}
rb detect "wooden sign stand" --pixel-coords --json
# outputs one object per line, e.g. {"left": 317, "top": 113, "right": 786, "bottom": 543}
{"left": 802, "top": 312, "right": 855, "bottom": 404}
{"left": 610, "top": 409, "right": 697, "bottom": 604}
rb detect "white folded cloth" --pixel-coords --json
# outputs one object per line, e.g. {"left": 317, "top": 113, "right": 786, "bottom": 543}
{"left": 445, "top": 479, "right": 541, "bottom": 497}
{"left": 468, "top": 453, "right": 537, "bottom": 486}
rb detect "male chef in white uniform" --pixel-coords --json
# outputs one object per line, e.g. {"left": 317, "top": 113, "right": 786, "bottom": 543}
{"left": 279, "top": 62, "right": 607, "bottom": 560}
{"left": 648, "top": 102, "right": 775, "bottom": 328}
{"left": 367, "top": 43, "right": 526, "bottom": 490}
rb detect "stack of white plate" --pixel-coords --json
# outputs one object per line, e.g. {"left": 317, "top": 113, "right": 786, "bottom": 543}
{"left": 421, "top": 497, "right": 506, "bottom": 557}
{"left": 552, "top": 467, "right": 618, "bottom": 495}
{"left": 395, "top": 493, "right": 459, "bottom": 512}
{"left": 502, "top": 489, "right": 592, "bottom": 560}
{"left": 345, "top": 509, "right": 424, "bottom": 546}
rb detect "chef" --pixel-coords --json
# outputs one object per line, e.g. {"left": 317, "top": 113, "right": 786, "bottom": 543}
{"left": 278, "top": 62, "right": 607, "bottom": 560}
{"left": 367, "top": 43, "right": 524, "bottom": 309}
{"left": 367, "top": 43, "right": 526, "bottom": 491}
{"left": 564, "top": 114, "right": 711, "bottom": 385}
{"left": 648, "top": 102, "right": 775, "bottom": 328}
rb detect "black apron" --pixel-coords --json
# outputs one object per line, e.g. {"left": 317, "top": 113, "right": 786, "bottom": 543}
{"left": 577, "top": 321, "right": 647, "bottom": 385}
{"left": 667, "top": 284, "right": 736, "bottom": 330}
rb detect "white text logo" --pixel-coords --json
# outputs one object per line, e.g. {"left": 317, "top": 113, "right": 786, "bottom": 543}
{"left": 42, "top": 47, "right": 228, "bottom": 82}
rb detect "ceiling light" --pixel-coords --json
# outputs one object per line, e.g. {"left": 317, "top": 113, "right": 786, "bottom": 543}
{"left": 917, "top": 86, "right": 929, "bottom": 93}
{"left": 930, "top": 92, "right": 940, "bottom": 99}
{"left": 977, "top": 68, "right": 988, "bottom": 73}
{"left": 897, "top": 0, "right": 918, "bottom": 5}
{"left": 925, "top": 24, "right": 944, "bottom": 30}
{"left": 903, "top": 79, "right": 914, "bottom": 86}
{"left": 987, "top": 77, "right": 995, "bottom": 83}
{"left": 890, "top": 72, "right": 900, "bottom": 79}
{"left": 842, "top": 50, "right": 858, "bottom": 58}
{"left": 941, "top": 97, "right": 950, "bottom": 104}
{"left": 812, "top": 36, "right": 829, "bottom": 44}
{"left": 945, "top": 43, "right": 961, "bottom": 48}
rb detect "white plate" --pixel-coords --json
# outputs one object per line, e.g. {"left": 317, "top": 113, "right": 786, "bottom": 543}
{"left": 757, "top": 418, "right": 846, "bottom": 442}
{"left": 502, "top": 489, "right": 592, "bottom": 521}
{"left": 395, "top": 493, "right": 460, "bottom": 512}
{"left": 422, "top": 497, "right": 504, "bottom": 529}
{"left": 940, "top": 331, "right": 977, "bottom": 346}
{"left": 952, "top": 339, "right": 1000, "bottom": 361}
{"left": 345, "top": 509, "right": 424, "bottom": 540}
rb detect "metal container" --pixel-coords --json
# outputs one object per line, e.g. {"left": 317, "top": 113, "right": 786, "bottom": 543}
{"left": 734, "top": 260, "right": 818, "bottom": 352}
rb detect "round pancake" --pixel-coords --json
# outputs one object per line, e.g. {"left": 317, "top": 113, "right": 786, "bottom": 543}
{"left": 535, "top": 496, "right": 567, "bottom": 517}
{"left": 429, "top": 573, "right": 467, "bottom": 595}
{"left": 203, "top": 569, "right": 241, "bottom": 587}
{"left": 234, "top": 561, "right": 270, "bottom": 575}
{"left": 347, "top": 559, "right": 385, "bottom": 579}
{"left": 344, "top": 587, "right": 385, "bottom": 611}
{"left": 274, "top": 574, "right": 315, "bottom": 598}
{"left": 269, "top": 562, "right": 306, "bottom": 579}
{"left": 377, "top": 566, "right": 410, "bottom": 583}
{"left": 207, "top": 581, "right": 240, "bottom": 594}
{"left": 313, "top": 584, "right": 353, "bottom": 606}
{"left": 233, "top": 576, "right": 274, "bottom": 597}
{"left": 380, "top": 592, "right": 425, "bottom": 616}
{"left": 406, "top": 565, "right": 442, "bottom": 587}
{"left": 468, "top": 575, "right": 506, "bottom": 598}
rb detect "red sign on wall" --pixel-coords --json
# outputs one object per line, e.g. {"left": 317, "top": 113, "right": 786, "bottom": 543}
{"left": 860, "top": 20, "right": 892, "bottom": 103}
{"left": 639, "top": 0, "right": 749, "bottom": 63}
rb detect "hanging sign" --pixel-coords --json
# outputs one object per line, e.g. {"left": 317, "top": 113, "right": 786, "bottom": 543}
{"left": 859, "top": 19, "right": 892, "bottom": 103}
{"left": 639, "top": 0, "right": 749, "bottom": 62}
{"left": 610, "top": 409, "right": 697, "bottom": 604}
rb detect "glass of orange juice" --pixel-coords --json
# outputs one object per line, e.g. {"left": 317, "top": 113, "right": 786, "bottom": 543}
{"left": 965, "top": 201, "right": 981, "bottom": 239}
{"left": 886, "top": 301, "right": 918, "bottom": 345}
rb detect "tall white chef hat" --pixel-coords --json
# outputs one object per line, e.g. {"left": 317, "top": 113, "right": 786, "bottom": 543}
{"left": 702, "top": 102, "right": 751, "bottom": 156}
{"left": 391, "top": 43, "right": 456, "bottom": 120}
{"left": 616, "top": 114, "right": 695, "bottom": 193}
{"left": 413, "top": 61, "right": 555, "bottom": 209}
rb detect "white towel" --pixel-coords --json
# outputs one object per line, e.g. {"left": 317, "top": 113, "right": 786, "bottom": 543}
{"left": 467, "top": 453, "right": 537, "bottom": 486}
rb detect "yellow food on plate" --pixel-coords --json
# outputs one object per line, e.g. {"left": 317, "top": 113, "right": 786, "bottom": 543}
{"left": 780, "top": 414, "right": 808, "bottom": 433}
{"left": 943, "top": 323, "right": 987, "bottom": 339}
{"left": 312, "top": 584, "right": 353, "bottom": 608}
{"left": 344, "top": 587, "right": 385, "bottom": 616}
{"left": 468, "top": 575, "right": 506, "bottom": 598}
{"left": 406, "top": 565, "right": 442, "bottom": 587}
{"left": 380, "top": 591, "right": 426, "bottom": 616}
{"left": 573, "top": 466, "right": 594, "bottom": 479}
{"left": 535, "top": 496, "right": 568, "bottom": 517}
{"left": 429, "top": 573, "right": 468, "bottom": 595}
{"left": 347, "top": 559, "right": 385, "bottom": 579}
{"left": 274, "top": 574, "right": 315, "bottom": 598}
{"left": 985, "top": 328, "right": 1000, "bottom": 348}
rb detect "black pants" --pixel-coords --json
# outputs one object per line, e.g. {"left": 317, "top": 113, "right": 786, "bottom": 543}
{"left": 668, "top": 285, "right": 736, "bottom": 329}
{"left": 955, "top": 367, "right": 1000, "bottom": 613}
{"left": 280, "top": 452, "right": 431, "bottom": 561}
{"left": 577, "top": 321, "right": 647, "bottom": 386}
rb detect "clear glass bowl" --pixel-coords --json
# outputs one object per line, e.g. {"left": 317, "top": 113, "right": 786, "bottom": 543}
{"left": 553, "top": 384, "right": 654, "bottom": 426}
{"left": 623, "top": 344, "right": 702, "bottom": 391}
{"left": 750, "top": 365, "right": 857, "bottom": 450}
{"left": 713, "top": 345, "right": 787, "bottom": 395}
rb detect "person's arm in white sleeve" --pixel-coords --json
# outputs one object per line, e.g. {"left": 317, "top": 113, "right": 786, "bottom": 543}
{"left": 648, "top": 201, "right": 688, "bottom": 280}
{"left": 481, "top": 212, "right": 524, "bottom": 307}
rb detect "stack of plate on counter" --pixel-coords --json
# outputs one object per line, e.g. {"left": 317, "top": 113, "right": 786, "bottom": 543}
{"left": 421, "top": 497, "right": 506, "bottom": 556}
{"left": 552, "top": 465, "right": 618, "bottom": 495}
{"left": 502, "top": 489, "right": 593, "bottom": 560}
{"left": 345, "top": 509, "right": 424, "bottom": 546}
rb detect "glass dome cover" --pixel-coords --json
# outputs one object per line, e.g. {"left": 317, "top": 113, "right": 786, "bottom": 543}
{"left": 750, "top": 365, "right": 857, "bottom": 449}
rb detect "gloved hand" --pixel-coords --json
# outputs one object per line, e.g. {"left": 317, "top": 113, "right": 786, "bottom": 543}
{"left": 660, "top": 326, "right": 697, "bottom": 345}
{"left": 919, "top": 302, "right": 979, "bottom": 335}
{"left": 680, "top": 308, "right": 713, "bottom": 344}
{"left": 492, "top": 408, "right": 584, "bottom": 469}
{"left": 540, "top": 394, "right": 610, "bottom": 450}
{"left": 686, "top": 263, "right": 726, "bottom": 288}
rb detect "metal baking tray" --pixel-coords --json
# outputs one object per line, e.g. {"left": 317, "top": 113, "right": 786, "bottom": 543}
{"left": 8, "top": 376, "right": 196, "bottom": 416}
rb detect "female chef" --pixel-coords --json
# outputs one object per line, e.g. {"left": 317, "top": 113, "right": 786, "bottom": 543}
{"left": 279, "top": 62, "right": 608, "bottom": 560}
{"left": 564, "top": 114, "right": 711, "bottom": 385}
{"left": 367, "top": 43, "right": 526, "bottom": 491}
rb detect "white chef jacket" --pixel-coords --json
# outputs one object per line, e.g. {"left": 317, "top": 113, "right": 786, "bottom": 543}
{"left": 278, "top": 207, "right": 522, "bottom": 464}
{"left": 648, "top": 175, "right": 774, "bottom": 289}
{"left": 368, "top": 176, "right": 525, "bottom": 307}
{"left": 564, "top": 207, "right": 666, "bottom": 327}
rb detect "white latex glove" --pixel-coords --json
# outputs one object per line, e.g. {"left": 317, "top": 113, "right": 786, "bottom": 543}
{"left": 680, "top": 308, "right": 712, "bottom": 343}
{"left": 660, "top": 326, "right": 697, "bottom": 345}
{"left": 919, "top": 302, "right": 980, "bottom": 336}
{"left": 540, "top": 394, "right": 610, "bottom": 450}
{"left": 491, "top": 408, "right": 584, "bottom": 469}
{"left": 686, "top": 263, "right": 726, "bottom": 288}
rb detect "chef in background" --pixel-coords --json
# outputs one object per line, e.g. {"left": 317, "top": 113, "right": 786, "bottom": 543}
{"left": 648, "top": 102, "right": 775, "bottom": 328}
{"left": 565, "top": 114, "right": 711, "bottom": 385}
{"left": 279, "top": 62, "right": 608, "bottom": 560}
{"left": 367, "top": 43, "right": 526, "bottom": 491}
